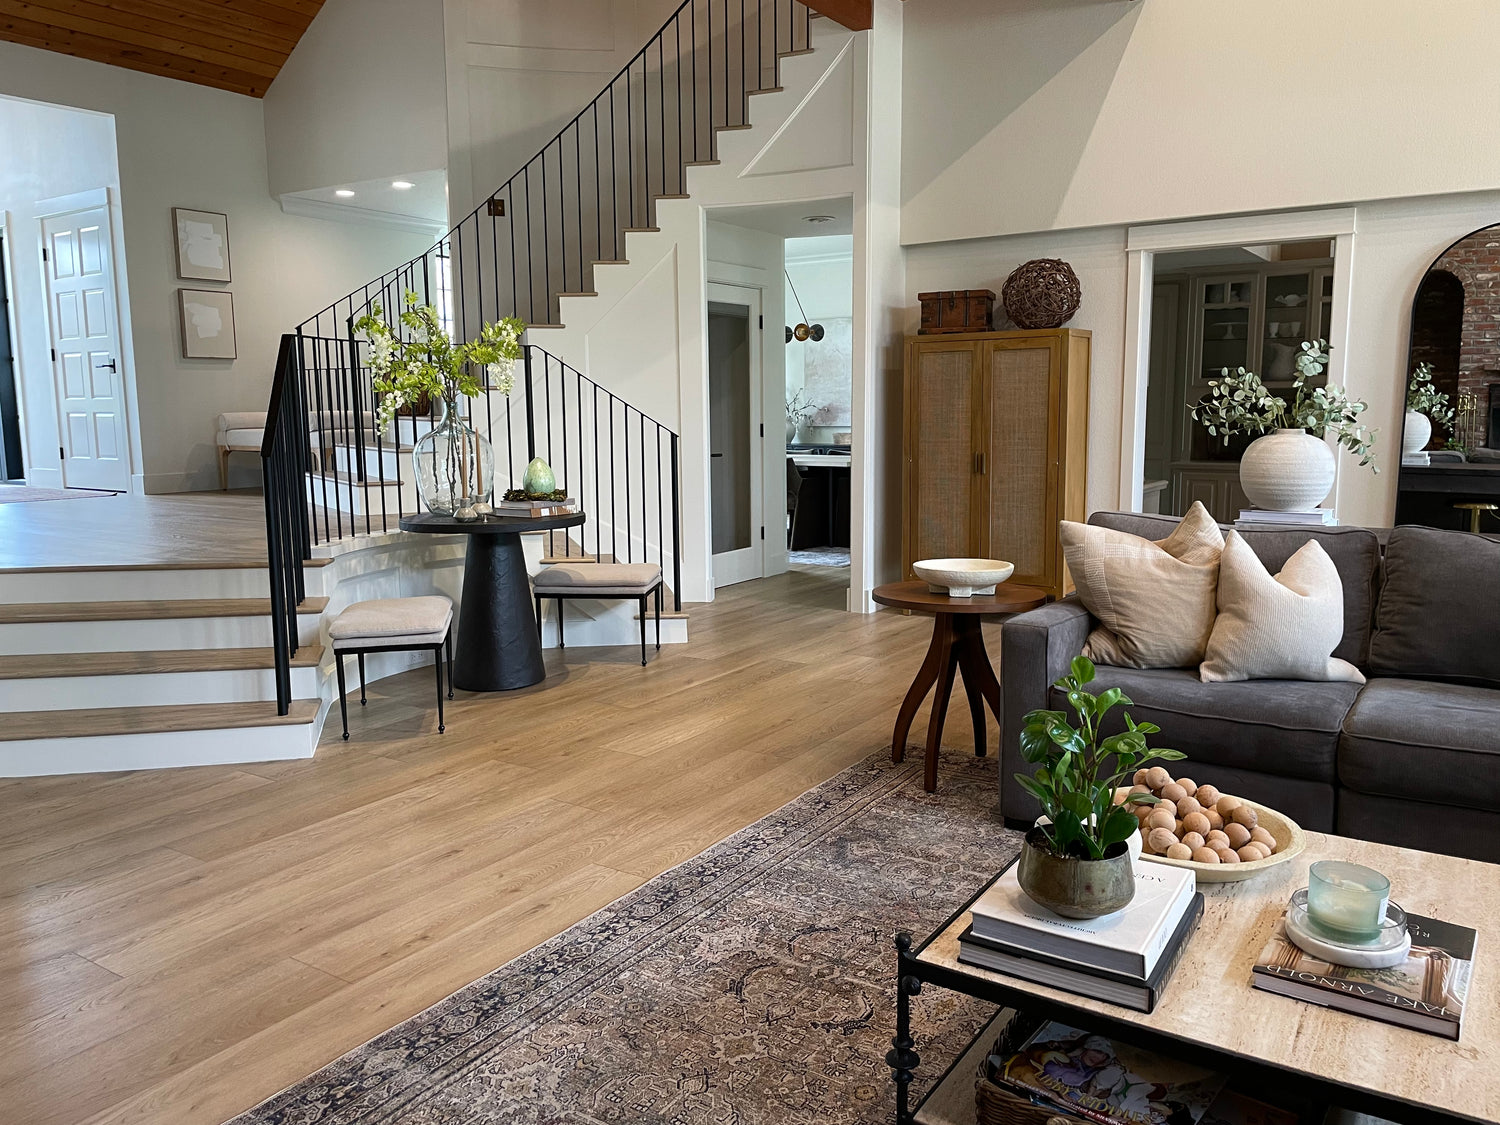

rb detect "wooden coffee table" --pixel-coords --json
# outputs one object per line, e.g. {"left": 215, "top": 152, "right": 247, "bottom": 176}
{"left": 891, "top": 833, "right": 1498, "bottom": 1125}
{"left": 873, "top": 580, "right": 1049, "bottom": 793}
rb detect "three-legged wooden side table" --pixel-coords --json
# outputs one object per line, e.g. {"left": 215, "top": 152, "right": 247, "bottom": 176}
{"left": 872, "top": 580, "right": 1049, "bottom": 793}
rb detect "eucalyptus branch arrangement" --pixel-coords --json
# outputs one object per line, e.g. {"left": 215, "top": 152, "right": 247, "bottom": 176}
{"left": 355, "top": 292, "right": 525, "bottom": 430}
{"left": 1407, "top": 361, "right": 1455, "bottom": 433}
{"left": 1016, "top": 657, "right": 1185, "bottom": 860}
{"left": 1190, "top": 340, "right": 1379, "bottom": 470}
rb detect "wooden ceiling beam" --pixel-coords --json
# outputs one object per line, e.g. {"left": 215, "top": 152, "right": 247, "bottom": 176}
{"left": 804, "top": 0, "right": 872, "bottom": 32}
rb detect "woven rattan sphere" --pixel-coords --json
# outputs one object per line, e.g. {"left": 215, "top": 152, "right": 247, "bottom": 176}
{"left": 1002, "top": 258, "right": 1082, "bottom": 329}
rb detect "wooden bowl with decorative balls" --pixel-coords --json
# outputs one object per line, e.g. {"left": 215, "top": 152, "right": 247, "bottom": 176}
{"left": 1112, "top": 769, "right": 1306, "bottom": 883}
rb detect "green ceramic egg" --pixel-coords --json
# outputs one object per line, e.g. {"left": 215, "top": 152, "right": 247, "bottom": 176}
{"left": 523, "top": 457, "right": 555, "bottom": 494}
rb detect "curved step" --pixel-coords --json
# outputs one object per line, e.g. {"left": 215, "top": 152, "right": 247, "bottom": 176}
{"left": 0, "top": 699, "right": 320, "bottom": 743}
{"left": 0, "top": 646, "right": 324, "bottom": 679}
{"left": 0, "top": 597, "right": 327, "bottom": 625}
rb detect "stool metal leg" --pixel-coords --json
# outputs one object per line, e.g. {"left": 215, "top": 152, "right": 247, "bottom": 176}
{"left": 654, "top": 583, "right": 662, "bottom": 650}
{"left": 558, "top": 599, "right": 565, "bottom": 649}
{"left": 435, "top": 646, "right": 446, "bottom": 733}
{"left": 535, "top": 596, "right": 543, "bottom": 643}
{"left": 357, "top": 652, "right": 366, "bottom": 705}
{"left": 639, "top": 595, "right": 648, "bottom": 665}
{"left": 446, "top": 630, "right": 454, "bottom": 699}
{"left": 335, "top": 653, "right": 350, "bottom": 740}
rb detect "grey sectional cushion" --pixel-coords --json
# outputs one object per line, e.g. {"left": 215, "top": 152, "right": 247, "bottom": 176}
{"left": 1338, "top": 678, "right": 1500, "bottom": 810}
{"left": 1368, "top": 525, "right": 1500, "bottom": 688}
{"left": 1089, "top": 513, "right": 1380, "bottom": 667}
{"left": 1048, "top": 665, "right": 1361, "bottom": 783}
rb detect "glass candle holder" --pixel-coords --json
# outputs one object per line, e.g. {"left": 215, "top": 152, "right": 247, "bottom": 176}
{"left": 1306, "top": 860, "right": 1390, "bottom": 939}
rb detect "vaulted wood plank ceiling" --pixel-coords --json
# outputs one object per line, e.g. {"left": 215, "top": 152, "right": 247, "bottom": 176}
{"left": 0, "top": 0, "right": 325, "bottom": 97}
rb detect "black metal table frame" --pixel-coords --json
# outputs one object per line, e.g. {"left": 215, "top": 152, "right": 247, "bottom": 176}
{"left": 888, "top": 870, "right": 1471, "bottom": 1125}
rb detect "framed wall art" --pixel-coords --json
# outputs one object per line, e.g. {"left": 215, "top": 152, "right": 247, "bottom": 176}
{"left": 173, "top": 207, "right": 231, "bottom": 282}
{"left": 179, "top": 289, "right": 237, "bottom": 359}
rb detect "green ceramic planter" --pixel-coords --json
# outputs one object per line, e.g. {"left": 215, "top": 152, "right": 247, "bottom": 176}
{"left": 1016, "top": 827, "right": 1135, "bottom": 919}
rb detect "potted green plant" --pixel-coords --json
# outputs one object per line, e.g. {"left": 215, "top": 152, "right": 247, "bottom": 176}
{"left": 356, "top": 293, "right": 524, "bottom": 520}
{"left": 1190, "top": 340, "right": 1377, "bottom": 511}
{"left": 1402, "top": 362, "right": 1454, "bottom": 466}
{"left": 1015, "top": 657, "right": 1184, "bottom": 918}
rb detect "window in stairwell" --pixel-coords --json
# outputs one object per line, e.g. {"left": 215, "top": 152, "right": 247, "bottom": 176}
{"left": 431, "top": 243, "right": 457, "bottom": 340}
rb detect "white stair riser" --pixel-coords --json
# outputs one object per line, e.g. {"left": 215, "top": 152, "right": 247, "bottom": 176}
{"left": 0, "top": 614, "right": 322, "bottom": 654}
{"left": 2, "top": 568, "right": 280, "bottom": 603}
{"left": 0, "top": 714, "right": 324, "bottom": 777}
{"left": 0, "top": 665, "right": 322, "bottom": 711}
{"left": 334, "top": 444, "right": 412, "bottom": 481}
{"left": 306, "top": 474, "right": 416, "bottom": 516}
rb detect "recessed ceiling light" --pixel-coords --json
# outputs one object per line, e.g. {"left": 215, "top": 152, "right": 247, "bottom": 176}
{"left": 391, "top": 180, "right": 415, "bottom": 190}
{"left": 335, "top": 189, "right": 356, "bottom": 198}
{"left": 804, "top": 214, "right": 836, "bottom": 224}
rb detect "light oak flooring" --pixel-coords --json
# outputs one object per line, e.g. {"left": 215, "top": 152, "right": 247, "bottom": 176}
{"left": 0, "top": 563, "right": 1001, "bottom": 1125}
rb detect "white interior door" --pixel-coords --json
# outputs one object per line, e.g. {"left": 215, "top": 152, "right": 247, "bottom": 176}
{"left": 707, "top": 283, "right": 763, "bottom": 588}
{"left": 43, "top": 206, "right": 129, "bottom": 491}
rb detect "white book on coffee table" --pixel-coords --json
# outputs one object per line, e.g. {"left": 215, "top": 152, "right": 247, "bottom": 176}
{"left": 968, "top": 858, "right": 1196, "bottom": 979}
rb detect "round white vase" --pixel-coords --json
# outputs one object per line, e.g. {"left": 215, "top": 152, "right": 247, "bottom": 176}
{"left": 785, "top": 418, "right": 797, "bottom": 443}
{"left": 1239, "top": 428, "right": 1336, "bottom": 512}
{"left": 1401, "top": 410, "right": 1432, "bottom": 465}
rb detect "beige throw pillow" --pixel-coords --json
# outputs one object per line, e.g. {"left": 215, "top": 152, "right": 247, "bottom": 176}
{"left": 1060, "top": 503, "right": 1225, "bottom": 669}
{"left": 1200, "top": 532, "right": 1365, "bottom": 684}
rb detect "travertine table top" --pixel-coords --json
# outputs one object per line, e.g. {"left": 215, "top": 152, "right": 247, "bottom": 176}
{"left": 918, "top": 833, "right": 1497, "bottom": 1123}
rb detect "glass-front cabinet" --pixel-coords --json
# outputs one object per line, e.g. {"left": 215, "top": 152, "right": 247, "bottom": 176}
{"left": 1161, "top": 256, "right": 1336, "bottom": 520}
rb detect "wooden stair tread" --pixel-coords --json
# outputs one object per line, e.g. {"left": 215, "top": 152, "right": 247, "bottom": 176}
{"left": 0, "top": 699, "right": 321, "bottom": 742}
{"left": 622, "top": 227, "right": 661, "bottom": 233}
{"left": 557, "top": 292, "right": 599, "bottom": 298}
{"left": 526, "top": 324, "right": 566, "bottom": 330}
{"left": 592, "top": 259, "right": 629, "bottom": 266}
{"left": 0, "top": 596, "right": 329, "bottom": 624}
{"left": 0, "top": 646, "right": 324, "bottom": 680}
{"left": 747, "top": 87, "right": 785, "bottom": 95}
{"left": 0, "top": 556, "right": 333, "bottom": 573}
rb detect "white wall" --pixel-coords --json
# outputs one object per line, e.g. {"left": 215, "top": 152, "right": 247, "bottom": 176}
{"left": 0, "top": 41, "right": 436, "bottom": 493}
{"left": 907, "top": 193, "right": 1500, "bottom": 526}
{"left": 263, "top": 0, "right": 448, "bottom": 199}
{"left": 785, "top": 235, "right": 853, "bottom": 442}
{"left": 442, "top": 0, "right": 682, "bottom": 220}
{"left": 0, "top": 96, "right": 122, "bottom": 486}
{"left": 902, "top": 0, "right": 1500, "bottom": 245}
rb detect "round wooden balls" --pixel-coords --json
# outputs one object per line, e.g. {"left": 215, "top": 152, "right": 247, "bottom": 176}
{"left": 1001, "top": 258, "right": 1082, "bottom": 329}
{"left": 1134, "top": 771, "right": 1279, "bottom": 866}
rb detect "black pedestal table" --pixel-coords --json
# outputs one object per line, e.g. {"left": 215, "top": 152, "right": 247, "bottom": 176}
{"left": 399, "top": 511, "right": 586, "bottom": 692}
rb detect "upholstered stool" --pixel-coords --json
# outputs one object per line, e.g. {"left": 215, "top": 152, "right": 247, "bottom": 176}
{"left": 327, "top": 596, "right": 454, "bottom": 740}
{"left": 532, "top": 563, "right": 663, "bottom": 666}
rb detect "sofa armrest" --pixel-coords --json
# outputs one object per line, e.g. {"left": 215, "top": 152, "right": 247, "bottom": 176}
{"left": 999, "top": 595, "right": 1095, "bottom": 822}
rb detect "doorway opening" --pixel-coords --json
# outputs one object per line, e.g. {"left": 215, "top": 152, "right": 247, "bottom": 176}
{"left": 0, "top": 228, "right": 22, "bottom": 480}
{"left": 0, "top": 93, "right": 132, "bottom": 493}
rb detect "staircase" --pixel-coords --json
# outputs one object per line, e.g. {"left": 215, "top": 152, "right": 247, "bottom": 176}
{"left": 261, "top": 0, "right": 838, "bottom": 714}
{"left": 0, "top": 560, "right": 330, "bottom": 775}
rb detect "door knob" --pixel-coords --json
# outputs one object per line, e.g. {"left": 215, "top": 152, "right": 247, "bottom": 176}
{"left": 95, "top": 359, "right": 117, "bottom": 373}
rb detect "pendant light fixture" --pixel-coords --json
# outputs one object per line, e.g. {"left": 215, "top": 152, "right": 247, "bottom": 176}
{"left": 785, "top": 270, "right": 824, "bottom": 344}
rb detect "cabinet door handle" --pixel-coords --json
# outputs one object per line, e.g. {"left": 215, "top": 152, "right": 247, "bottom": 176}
{"left": 974, "top": 451, "right": 985, "bottom": 475}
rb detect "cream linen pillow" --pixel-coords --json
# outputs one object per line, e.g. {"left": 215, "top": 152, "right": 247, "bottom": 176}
{"left": 1200, "top": 531, "right": 1366, "bottom": 684}
{"left": 1060, "top": 503, "right": 1225, "bottom": 669}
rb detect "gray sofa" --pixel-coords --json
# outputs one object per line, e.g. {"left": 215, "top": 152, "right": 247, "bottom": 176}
{"left": 999, "top": 513, "right": 1500, "bottom": 862}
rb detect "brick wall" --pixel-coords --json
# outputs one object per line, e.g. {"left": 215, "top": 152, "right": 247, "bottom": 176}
{"left": 1432, "top": 234, "right": 1500, "bottom": 411}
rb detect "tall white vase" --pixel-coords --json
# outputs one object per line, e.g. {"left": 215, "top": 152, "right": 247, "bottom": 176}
{"left": 1402, "top": 410, "right": 1433, "bottom": 466}
{"left": 1239, "top": 428, "right": 1336, "bottom": 511}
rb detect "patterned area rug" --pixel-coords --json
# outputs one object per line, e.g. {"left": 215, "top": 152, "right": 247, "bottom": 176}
{"left": 0, "top": 484, "right": 117, "bottom": 503}
{"left": 789, "top": 546, "right": 851, "bottom": 568}
{"left": 229, "top": 749, "right": 1018, "bottom": 1125}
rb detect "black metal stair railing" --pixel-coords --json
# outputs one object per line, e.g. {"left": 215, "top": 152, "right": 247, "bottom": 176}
{"left": 260, "top": 0, "right": 818, "bottom": 713}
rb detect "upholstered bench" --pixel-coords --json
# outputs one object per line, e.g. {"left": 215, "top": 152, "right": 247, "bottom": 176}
{"left": 532, "top": 563, "right": 663, "bottom": 666}
{"left": 327, "top": 595, "right": 454, "bottom": 739}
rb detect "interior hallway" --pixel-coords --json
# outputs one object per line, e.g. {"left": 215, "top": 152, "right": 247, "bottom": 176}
{"left": 0, "top": 558, "right": 1002, "bottom": 1125}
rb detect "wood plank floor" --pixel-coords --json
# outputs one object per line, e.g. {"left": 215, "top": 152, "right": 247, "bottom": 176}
{"left": 0, "top": 564, "right": 999, "bottom": 1125}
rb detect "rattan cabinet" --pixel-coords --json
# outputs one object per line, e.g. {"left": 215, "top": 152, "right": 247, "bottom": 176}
{"left": 902, "top": 328, "right": 1089, "bottom": 599}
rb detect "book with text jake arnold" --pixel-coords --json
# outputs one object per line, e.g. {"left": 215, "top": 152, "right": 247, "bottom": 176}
{"left": 1250, "top": 911, "right": 1475, "bottom": 1040}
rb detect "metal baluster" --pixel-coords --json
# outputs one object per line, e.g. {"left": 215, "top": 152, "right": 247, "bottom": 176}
{"left": 670, "top": 433, "right": 681, "bottom": 610}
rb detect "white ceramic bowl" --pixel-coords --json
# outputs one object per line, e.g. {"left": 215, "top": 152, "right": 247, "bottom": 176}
{"left": 912, "top": 558, "right": 1015, "bottom": 598}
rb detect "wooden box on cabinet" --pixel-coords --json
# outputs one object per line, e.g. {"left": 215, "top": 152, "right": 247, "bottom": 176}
{"left": 918, "top": 290, "right": 996, "bottom": 334}
{"left": 902, "top": 328, "right": 1089, "bottom": 600}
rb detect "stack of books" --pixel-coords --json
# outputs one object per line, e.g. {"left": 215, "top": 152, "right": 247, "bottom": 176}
{"left": 1235, "top": 508, "right": 1337, "bottom": 527}
{"left": 1250, "top": 910, "right": 1475, "bottom": 1040}
{"left": 497, "top": 496, "right": 577, "bottom": 518}
{"left": 958, "top": 857, "right": 1201, "bottom": 1013}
